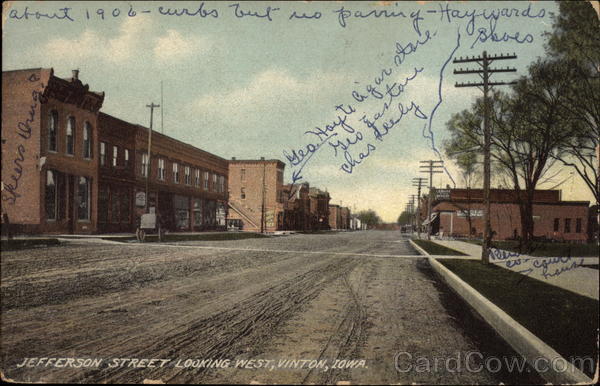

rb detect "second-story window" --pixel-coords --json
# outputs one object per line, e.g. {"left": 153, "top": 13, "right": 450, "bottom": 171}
{"left": 158, "top": 159, "right": 165, "bottom": 180}
{"left": 66, "top": 116, "right": 75, "bottom": 155}
{"left": 204, "top": 171, "right": 209, "bottom": 190}
{"left": 212, "top": 173, "right": 217, "bottom": 191}
{"left": 241, "top": 187, "right": 246, "bottom": 199}
{"left": 48, "top": 111, "right": 58, "bottom": 152}
{"left": 83, "top": 122, "right": 92, "bottom": 159}
{"left": 185, "top": 166, "right": 191, "bottom": 185}
{"left": 241, "top": 168, "right": 246, "bottom": 181}
{"left": 219, "top": 176, "right": 225, "bottom": 193}
{"left": 112, "top": 145, "right": 119, "bottom": 167}
{"left": 124, "top": 149, "right": 130, "bottom": 168}
{"left": 100, "top": 142, "right": 107, "bottom": 166}
{"left": 173, "top": 162, "right": 179, "bottom": 183}
{"left": 141, "top": 153, "right": 148, "bottom": 177}
{"left": 194, "top": 169, "right": 200, "bottom": 187}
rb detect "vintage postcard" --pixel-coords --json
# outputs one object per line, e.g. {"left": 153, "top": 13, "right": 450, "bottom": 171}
{"left": 1, "top": 0, "right": 598, "bottom": 384}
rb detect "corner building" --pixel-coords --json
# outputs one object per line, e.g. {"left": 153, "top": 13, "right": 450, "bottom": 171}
{"left": 2, "top": 68, "right": 103, "bottom": 234}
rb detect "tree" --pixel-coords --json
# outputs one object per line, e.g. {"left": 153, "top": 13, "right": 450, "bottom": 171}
{"left": 397, "top": 211, "right": 412, "bottom": 226}
{"left": 545, "top": 1, "right": 600, "bottom": 206}
{"left": 357, "top": 209, "right": 382, "bottom": 229}
{"left": 444, "top": 126, "right": 481, "bottom": 238}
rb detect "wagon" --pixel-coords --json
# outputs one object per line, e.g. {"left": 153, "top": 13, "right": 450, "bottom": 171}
{"left": 136, "top": 213, "right": 166, "bottom": 242}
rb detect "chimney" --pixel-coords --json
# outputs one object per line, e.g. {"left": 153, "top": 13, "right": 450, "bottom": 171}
{"left": 72, "top": 69, "right": 79, "bottom": 81}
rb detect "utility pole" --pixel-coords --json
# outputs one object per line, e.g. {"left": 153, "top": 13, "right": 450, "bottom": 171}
{"left": 454, "top": 51, "right": 517, "bottom": 263}
{"left": 419, "top": 161, "right": 444, "bottom": 240}
{"left": 412, "top": 177, "right": 427, "bottom": 239}
{"left": 409, "top": 194, "right": 418, "bottom": 231}
{"left": 160, "top": 81, "right": 164, "bottom": 134}
{"left": 145, "top": 102, "right": 160, "bottom": 213}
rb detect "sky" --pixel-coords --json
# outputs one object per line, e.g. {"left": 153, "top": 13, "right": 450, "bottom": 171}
{"left": 2, "top": 1, "right": 595, "bottom": 222}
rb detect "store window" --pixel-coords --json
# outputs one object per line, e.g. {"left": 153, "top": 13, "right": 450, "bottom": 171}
{"left": 45, "top": 170, "right": 57, "bottom": 220}
{"left": 173, "top": 195, "right": 190, "bottom": 230}
{"left": 193, "top": 198, "right": 203, "bottom": 227}
{"left": 77, "top": 176, "right": 90, "bottom": 220}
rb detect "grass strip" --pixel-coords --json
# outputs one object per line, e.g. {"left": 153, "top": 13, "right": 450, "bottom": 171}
{"left": 464, "top": 239, "right": 599, "bottom": 257}
{"left": 439, "top": 259, "right": 598, "bottom": 377}
{"left": 412, "top": 239, "right": 467, "bottom": 255}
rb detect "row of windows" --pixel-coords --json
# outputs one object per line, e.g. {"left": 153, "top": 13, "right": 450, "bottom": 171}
{"left": 99, "top": 142, "right": 131, "bottom": 168}
{"left": 48, "top": 111, "right": 93, "bottom": 158}
{"left": 140, "top": 154, "right": 226, "bottom": 192}
{"left": 553, "top": 218, "right": 582, "bottom": 233}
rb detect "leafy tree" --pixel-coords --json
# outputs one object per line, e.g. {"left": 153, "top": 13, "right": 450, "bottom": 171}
{"left": 397, "top": 211, "right": 412, "bottom": 225}
{"left": 445, "top": 69, "right": 576, "bottom": 249}
{"left": 357, "top": 209, "right": 382, "bottom": 228}
{"left": 444, "top": 126, "right": 481, "bottom": 237}
{"left": 544, "top": 1, "right": 600, "bottom": 206}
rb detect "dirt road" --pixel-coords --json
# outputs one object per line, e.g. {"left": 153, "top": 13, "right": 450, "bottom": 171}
{"left": 2, "top": 231, "right": 510, "bottom": 384}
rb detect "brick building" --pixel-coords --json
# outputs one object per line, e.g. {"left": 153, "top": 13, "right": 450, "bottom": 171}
{"left": 97, "top": 113, "right": 137, "bottom": 233}
{"left": 2, "top": 68, "right": 104, "bottom": 234}
{"left": 328, "top": 204, "right": 342, "bottom": 230}
{"left": 423, "top": 188, "right": 590, "bottom": 242}
{"left": 328, "top": 205, "right": 351, "bottom": 230}
{"left": 228, "top": 158, "right": 286, "bottom": 232}
{"left": 282, "top": 182, "right": 311, "bottom": 231}
{"left": 133, "top": 125, "right": 228, "bottom": 232}
{"left": 309, "top": 187, "right": 330, "bottom": 230}
{"left": 2, "top": 68, "right": 228, "bottom": 235}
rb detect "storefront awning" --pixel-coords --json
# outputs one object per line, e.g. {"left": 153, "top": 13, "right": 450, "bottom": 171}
{"left": 422, "top": 213, "right": 438, "bottom": 226}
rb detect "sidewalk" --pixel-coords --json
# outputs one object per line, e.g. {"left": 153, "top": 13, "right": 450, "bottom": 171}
{"left": 432, "top": 239, "right": 599, "bottom": 300}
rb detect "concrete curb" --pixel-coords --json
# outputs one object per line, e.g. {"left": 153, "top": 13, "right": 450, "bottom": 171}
{"left": 408, "top": 239, "right": 430, "bottom": 257}
{"left": 410, "top": 239, "right": 593, "bottom": 384}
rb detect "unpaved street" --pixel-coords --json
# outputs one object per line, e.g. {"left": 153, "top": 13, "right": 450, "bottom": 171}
{"left": 2, "top": 231, "right": 505, "bottom": 384}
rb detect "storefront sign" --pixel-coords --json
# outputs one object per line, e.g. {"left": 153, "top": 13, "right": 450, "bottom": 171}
{"left": 135, "top": 192, "right": 146, "bottom": 207}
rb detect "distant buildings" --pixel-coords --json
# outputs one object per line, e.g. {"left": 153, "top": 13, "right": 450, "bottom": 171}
{"left": 228, "top": 159, "right": 344, "bottom": 232}
{"left": 328, "top": 204, "right": 351, "bottom": 230}
{"left": 1, "top": 68, "right": 355, "bottom": 236}
{"left": 422, "top": 188, "right": 591, "bottom": 242}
